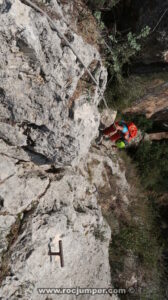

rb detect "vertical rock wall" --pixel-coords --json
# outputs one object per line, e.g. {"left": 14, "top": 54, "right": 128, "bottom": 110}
{"left": 0, "top": 1, "right": 119, "bottom": 299}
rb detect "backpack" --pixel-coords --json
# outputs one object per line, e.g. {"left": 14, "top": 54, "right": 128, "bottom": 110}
{"left": 127, "top": 122, "right": 138, "bottom": 138}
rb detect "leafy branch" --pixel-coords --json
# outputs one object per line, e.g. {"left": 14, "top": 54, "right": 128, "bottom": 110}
{"left": 94, "top": 11, "right": 150, "bottom": 82}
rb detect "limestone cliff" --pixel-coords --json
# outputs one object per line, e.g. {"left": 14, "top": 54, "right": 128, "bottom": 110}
{"left": 0, "top": 0, "right": 107, "bottom": 166}
{"left": 0, "top": 1, "right": 122, "bottom": 299}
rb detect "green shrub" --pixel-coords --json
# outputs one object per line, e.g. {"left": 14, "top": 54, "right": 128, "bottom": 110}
{"left": 93, "top": 5, "right": 151, "bottom": 110}
{"left": 108, "top": 191, "right": 163, "bottom": 299}
{"left": 93, "top": 6, "right": 150, "bottom": 82}
{"left": 105, "top": 26, "right": 150, "bottom": 82}
{"left": 111, "top": 224, "right": 160, "bottom": 268}
{"left": 105, "top": 75, "right": 149, "bottom": 111}
{"left": 104, "top": 72, "right": 168, "bottom": 111}
{"left": 127, "top": 141, "right": 168, "bottom": 192}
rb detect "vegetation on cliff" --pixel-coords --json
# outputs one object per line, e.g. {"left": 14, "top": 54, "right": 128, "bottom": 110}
{"left": 88, "top": 0, "right": 168, "bottom": 298}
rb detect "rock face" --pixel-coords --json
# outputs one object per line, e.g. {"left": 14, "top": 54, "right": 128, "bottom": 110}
{"left": 0, "top": 132, "right": 131, "bottom": 300}
{"left": 0, "top": 0, "right": 107, "bottom": 166}
{"left": 124, "top": 81, "right": 168, "bottom": 130}
{"left": 147, "top": 132, "right": 168, "bottom": 140}
{"left": 0, "top": 1, "right": 122, "bottom": 299}
{"left": 0, "top": 150, "right": 112, "bottom": 299}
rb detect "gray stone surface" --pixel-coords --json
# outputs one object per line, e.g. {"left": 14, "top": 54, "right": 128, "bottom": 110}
{"left": 0, "top": 1, "right": 120, "bottom": 299}
{"left": 0, "top": 139, "right": 123, "bottom": 300}
{"left": 0, "top": 0, "right": 107, "bottom": 166}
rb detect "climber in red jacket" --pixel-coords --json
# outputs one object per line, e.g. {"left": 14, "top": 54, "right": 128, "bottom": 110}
{"left": 96, "top": 121, "right": 138, "bottom": 148}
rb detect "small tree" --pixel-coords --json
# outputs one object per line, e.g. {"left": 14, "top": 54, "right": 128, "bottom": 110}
{"left": 94, "top": 11, "right": 150, "bottom": 81}
{"left": 105, "top": 26, "right": 151, "bottom": 82}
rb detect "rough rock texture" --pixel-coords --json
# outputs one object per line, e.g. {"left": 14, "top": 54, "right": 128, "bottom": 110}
{"left": 147, "top": 132, "right": 168, "bottom": 140}
{"left": 0, "top": 150, "right": 112, "bottom": 299}
{"left": 124, "top": 82, "right": 168, "bottom": 129}
{"left": 0, "top": 140, "right": 129, "bottom": 299}
{"left": 0, "top": 1, "right": 122, "bottom": 299}
{"left": 0, "top": 0, "right": 107, "bottom": 166}
{"left": 0, "top": 139, "right": 130, "bottom": 300}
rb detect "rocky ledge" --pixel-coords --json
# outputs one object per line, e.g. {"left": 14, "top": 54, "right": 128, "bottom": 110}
{"left": 0, "top": 1, "right": 121, "bottom": 299}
